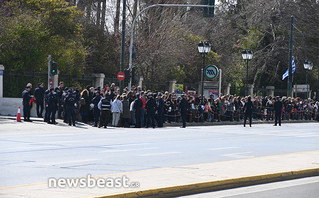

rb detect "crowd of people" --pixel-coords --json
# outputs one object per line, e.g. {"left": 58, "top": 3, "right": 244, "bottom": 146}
{"left": 21, "top": 81, "right": 319, "bottom": 128}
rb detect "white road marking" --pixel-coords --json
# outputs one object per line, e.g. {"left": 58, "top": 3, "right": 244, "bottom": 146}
{"left": 38, "top": 159, "right": 100, "bottom": 166}
{"left": 223, "top": 152, "right": 254, "bottom": 159}
{"left": 137, "top": 152, "right": 181, "bottom": 157}
{"left": 101, "top": 143, "right": 151, "bottom": 148}
{"left": 1, "top": 145, "right": 61, "bottom": 152}
{"left": 208, "top": 147, "right": 239, "bottom": 151}
{"left": 101, "top": 147, "right": 157, "bottom": 153}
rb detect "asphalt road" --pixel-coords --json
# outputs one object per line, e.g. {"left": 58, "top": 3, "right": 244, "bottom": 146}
{"left": 0, "top": 119, "right": 319, "bottom": 187}
{"left": 180, "top": 176, "right": 319, "bottom": 198}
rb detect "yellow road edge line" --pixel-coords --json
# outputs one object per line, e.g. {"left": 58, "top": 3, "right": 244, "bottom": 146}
{"left": 92, "top": 168, "right": 319, "bottom": 198}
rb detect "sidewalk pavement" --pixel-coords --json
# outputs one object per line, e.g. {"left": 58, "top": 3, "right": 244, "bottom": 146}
{"left": 0, "top": 151, "right": 318, "bottom": 198}
{"left": 0, "top": 115, "right": 317, "bottom": 127}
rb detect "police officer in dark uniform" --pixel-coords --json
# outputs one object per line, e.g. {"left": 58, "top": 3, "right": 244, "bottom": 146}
{"left": 180, "top": 93, "right": 188, "bottom": 128}
{"left": 91, "top": 90, "right": 101, "bottom": 127}
{"left": 34, "top": 83, "right": 45, "bottom": 118}
{"left": 243, "top": 96, "right": 254, "bottom": 127}
{"left": 134, "top": 93, "right": 143, "bottom": 128}
{"left": 22, "top": 85, "right": 32, "bottom": 122}
{"left": 61, "top": 88, "right": 68, "bottom": 123}
{"left": 146, "top": 93, "right": 156, "bottom": 128}
{"left": 64, "top": 89, "right": 76, "bottom": 126}
{"left": 98, "top": 93, "right": 111, "bottom": 128}
{"left": 274, "top": 96, "right": 283, "bottom": 126}
{"left": 47, "top": 87, "right": 58, "bottom": 124}
{"left": 44, "top": 89, "right": 50, "bottom": 122}
{"left": 157, "top": 93, "right": 164, "bottom": 127}
{"left": 57, "top": 82, "right": 64, "bottom": 119}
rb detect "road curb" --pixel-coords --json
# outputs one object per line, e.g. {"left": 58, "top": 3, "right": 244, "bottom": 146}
{"left": 95, "top": 168, "right": 319, "bottom": 198}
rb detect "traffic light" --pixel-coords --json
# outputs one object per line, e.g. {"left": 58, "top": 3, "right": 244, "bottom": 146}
{"left": 203, "top": 0, "right": 215, "bottom": 17}
{"left": 124, "top": 67, "right": 136, "bottom": 84}
{"left": 124, "top": 68, "right": 130, "bottom": 83}
{"left": 51, "top": 62, "right": 58, "bottom": 75}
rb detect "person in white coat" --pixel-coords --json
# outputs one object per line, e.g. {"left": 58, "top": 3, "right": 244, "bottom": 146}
{"left": 111, "top": 95, "right": 123, "bottom": 127}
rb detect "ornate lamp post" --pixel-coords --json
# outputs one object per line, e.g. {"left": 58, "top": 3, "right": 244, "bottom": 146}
{"left": 242, "top": 49, "right": 253, "bottom": 96}
{"left": 198, "top": 41, "right": 211, "bottom": 104}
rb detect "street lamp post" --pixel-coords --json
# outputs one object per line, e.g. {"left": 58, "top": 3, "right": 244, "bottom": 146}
{"left": 304, "top": 60, "right": 313, "bottom": 99}
{"left": 242, "top": 50, "right": 253, "bottom": 96}
{"left": 198, "top": 41, "right": 211, "bottom": 104}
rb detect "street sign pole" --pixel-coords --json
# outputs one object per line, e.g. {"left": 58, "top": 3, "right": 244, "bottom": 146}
{"left": 120, "top": 0, "right": 126, "bottom": 94}
{"left": 288, "top": 16, "right": 294, "bottom": 97}
{"left": 48, "top": 55, "right": 51, "bottom": 89}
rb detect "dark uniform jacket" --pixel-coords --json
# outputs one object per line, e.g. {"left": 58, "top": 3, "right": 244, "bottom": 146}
{"left": 22, "top": 90, "right": 32, "bottom": 105}
{"left": 180, "top": 98, "right": 188, "bottom": 113}
{"left": 101, "top": 98, "right": 111, "bottom": 111}
{"left": 274, "top": 100, "right": 283, "bottom": 114}
{"left": 64, "top": 94, "right": 76, "bottom": 108}
{"left": 243, "top": 101, "right": 254, "bottom": 114}
{"left": 34, "top": 87, "right": 44, "bottom": 103}
{"left": 146, "top": 98, "right": 156, "bottom": 113}
{"left": 48, "top": 92, "right": 58, "bottom": 110}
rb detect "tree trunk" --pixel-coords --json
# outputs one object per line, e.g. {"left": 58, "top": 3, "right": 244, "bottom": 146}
{"left": 101, "top": 0, "right": 106, "bottom": 30}
{"left": 133, "top": 0, "right": 138, "bottom": 20}
{"left": 114, "top": 0, "right": 121, "bottom": 35}
{"left": 86, "top": 0, "right": 92, "bottom": 24}
{"left": 96, "top": 0, "right": 101, "bottom": 26}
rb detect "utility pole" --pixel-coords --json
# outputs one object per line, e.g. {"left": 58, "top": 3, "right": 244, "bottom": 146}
{"left": 47, "top": 55, "right": 51, "bottom": 89}
{"left": 287, "top": 16, "right": 294, "bottom": 97}
{"left": 120, "top": 0, "right": 126, "bottom": 94}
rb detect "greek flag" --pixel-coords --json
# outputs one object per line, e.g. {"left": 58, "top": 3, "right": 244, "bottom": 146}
{"left": 282, "top": 57, "right": 296, "bottom": 80}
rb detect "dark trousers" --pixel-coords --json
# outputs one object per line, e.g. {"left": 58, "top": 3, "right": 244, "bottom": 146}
{"left": 66, "top": 107, "right": 75, "bottom": 125}
{"left": 146, "top": 111, "right": 155, "bottom": 128}
{"left": 141, "top": 109, "right": 145, "bottom": 127}
{"left": 48, "top": 108, "right": 56, "bottom": 123}
{"left": 23, "top": 103, "right": 31, "bottom": 120}
{"left": 275, "top": 113, "right": 281, "bottom": 126}
{"left": 181, "top": 112, "right": 187, "bottom": 128}
{"left": 135, "top": 109, "right": 142, "bottom": 128}
{"left": 58, "top": 104, "right": 63, "bottom": 119}
{"left": 157, "top": 111, "right": 163, "bottom": 127}
{"left": 93, "top": 108, "right": 100, "bottom": 126}
{"left": 99, "top": 110, "right": 110, "bottom": 127}
{"left": 36, "top": 101, "right": 44, "bottom": 117}
{"left": 44, "top": 106, "right": 50, "bottom": 122}
{"left": 244, "top": 113, "right": 252, "bottom": 127}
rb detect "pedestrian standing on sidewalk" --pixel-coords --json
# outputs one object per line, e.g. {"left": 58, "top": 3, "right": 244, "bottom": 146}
{"left": 98, "top": 93, "right": 111, "bottom": 128}
{"left": 111, "top": 95, "right": 123, "bottom": 127}
{"left": 91, "top": 90, "right": 102, "bottom": 127}
{"left": 22, "top": 84, "right": 32, "bottom": 122}
{"left": 44, "top": 89, "right": 50, "bottom": 122}
{"left": 47, "top": 87, "right": 58, "bottom": 124}
{"left": 180, "top": 93, "right": 188, "bottom": 128}
{"left": 243, "top": 96, "right": 254, "bottom": 127}
{"left": 121, "top": 94, "right": 131, "bottom": 127}
{"left": 156, "top": 93, "right": 164, "bottom": 127}
{"left": 145, "top": 93, "right": 156, "bottom": 128}
{"left": 57, "top": 82, "right": 64, "bottom": 119}
{"left": 274, "top": 96, "right": 283, "bottom": 126}
{"left": 34, "top": 83, "right": 45, "bottom": 118}
{"left": 64, "top": 89, "right": 76, "bottom": 126}
{"left": 134, "top": 93, "right": 143, "bottom": 128}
